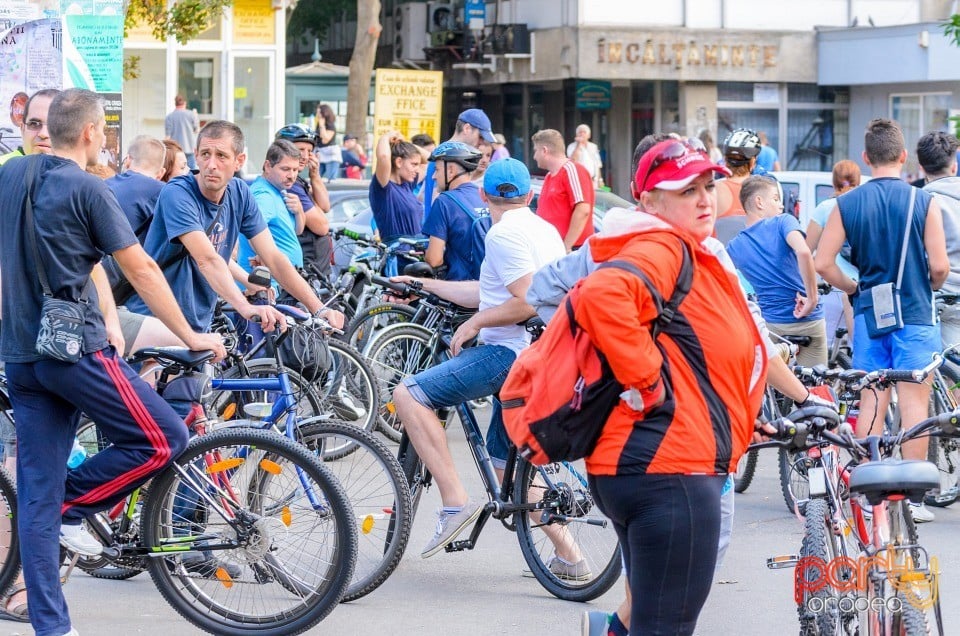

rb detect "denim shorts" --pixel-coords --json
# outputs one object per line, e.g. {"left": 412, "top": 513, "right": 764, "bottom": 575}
{"left": 852, "top": 314, "right": 941, "bottom": 372}
{"left": 402, "top": 344, "right": 516, "bottom": 464}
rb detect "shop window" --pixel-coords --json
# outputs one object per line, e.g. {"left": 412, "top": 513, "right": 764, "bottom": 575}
{"left": 178, "top": 56, "right": 217, "bottom": 116}
{"left": 234, "top": 56, "right": 272, "bottom": 171}
{"left": 717, "top": 108, "right": 778, "bottom": 147}
{"left": 786, "top": 108, "right": 849, "bottom": 172}
{"left": 718, "top": 82, "right": 755, "bottom": 102}
{"left": 892, "top": 93, "right": 950, "bottom": 178}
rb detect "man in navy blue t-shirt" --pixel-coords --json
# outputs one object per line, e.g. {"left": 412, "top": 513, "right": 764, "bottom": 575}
{"left": 124, "top": 121, "right": 339, "bottom": 335}
{"left": 422, "top": 141, "right": 486, "bottom": 281}
{"left": 0, "top": 88, "right": 225, "bottom": 636}
{"left": 105, "top": 134, "right": 166, "bottom": 244}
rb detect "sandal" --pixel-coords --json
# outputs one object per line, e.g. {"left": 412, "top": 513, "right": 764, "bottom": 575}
{"left": 0, "top": 583, "right": 29, "bottom": 623}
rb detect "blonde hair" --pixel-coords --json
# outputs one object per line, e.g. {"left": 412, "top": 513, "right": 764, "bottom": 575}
{"left": 531, "top": 129, "right": 564, "bottom": 155}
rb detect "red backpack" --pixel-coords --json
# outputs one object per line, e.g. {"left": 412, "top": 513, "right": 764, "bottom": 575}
{"left": 501, "top": 244, "right": 693, "bottom": 465}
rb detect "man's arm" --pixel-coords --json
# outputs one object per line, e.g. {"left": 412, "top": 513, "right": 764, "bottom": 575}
{"left": 564, "top": 201, "right": 592, "bottom": 252}
{"left": 180, "top": 230, "right": 287, "bottom": 330}
{"left": 91, "top": 262, "right": 124, "bottom": 354}
{"left": 785, "top": 229, "right": 819, "bottom": 318}
{"left": 112, "top": 243, "right": 225, "bottom": 359}
{"left": 449, "top": 274, "right": 534, "bottom": 355}
{"left": 814, "top": 204, "right": 856, "bottom": 294}
{"left": 305, "top": 153, "right": 330, "bottom": 210}
{"left": 424, "top": 236, "right": 445, "bottom": 268}
{"left": 304, "top": 208, "right": 329, "bottom": 236}
{"left": 924, "top": 198, "right": 950, "bottom": 290}
{"left": 391, "top": 275, "right": 480, "bottom": 308}
{"left": 283, "top": 191, "right": 306, "bottom": 235}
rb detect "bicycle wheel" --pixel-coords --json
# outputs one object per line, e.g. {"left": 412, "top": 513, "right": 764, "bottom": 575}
{"left": 312, "top": 340, "right": 379, "bottom": 442}
{"left": 733, "top": 448, "right": 758, "bottom": 493}
{"left": 396, "top": 432, "right": 428, "bottom": 518}
{"left": 0, "top": 467, "right": 19, "bottom": 599}
{"left": 342, "top": 302, "right": 416, "bottom": 352}
{"left": 779, "top": 447, "right": 811, "bottom": 515}
{"left": 76, "top": 415, "right": 111, "bottom": 458}
{"left": 795, "top": 498, "right": 857, "bottom": 635}
{"left": 925, "top": 367, "right": 960, "bottom": 507}
{"left": 142, "top": 428, "right": 357, "bottom": 636}
{"left": 513, "top": 457, "right": 621, "bottom": 602}
{"left": 295, "top": 418, "right": 412, "bottom": 602}
{"left": 887, "top": 500, "right": 932, "bottom": 635}
{"left": 364, "top": 325, "right": 436, "bottom": 443}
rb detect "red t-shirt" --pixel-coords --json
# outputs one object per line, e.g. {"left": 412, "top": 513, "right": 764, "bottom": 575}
{"left": 538, "top": 161, "right": 595, "bottom": 247}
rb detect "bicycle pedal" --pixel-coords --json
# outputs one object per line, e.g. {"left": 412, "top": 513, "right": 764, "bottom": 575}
{"left": 767, "top": 555, "right": 800, "bottom": 570}
{"left": 444, "top": 540, "right": 473, "bottom": 553}
{"left": 60, "top": 552, "right": 81, "bottom": 584}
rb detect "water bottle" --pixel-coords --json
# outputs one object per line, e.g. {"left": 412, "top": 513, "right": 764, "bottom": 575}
{"left": 67, "top": 437, "right": 87, "bottom": 469}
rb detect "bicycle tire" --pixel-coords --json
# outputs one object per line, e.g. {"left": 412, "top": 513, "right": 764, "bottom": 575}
{"left": 364, "top": 325, "right": 437, "bottom": 443}
{"left": 796, "top": 498, "right": 855, "bottom": 635}
{"left": 341, "top": 302, "right": 416, "bottom": 352}
{"left": 212, "top": 360, "right": 324, "bottom": 424}
{"left": 925, "top": 366, "right": 960, "bottom": 507}
{"left": 887, "top": 500, "right": 930, "bottom": 635}
{"left": 317, "top": 340, "right": 380, "bottom": 441}
{"left": 834, "top": 350, "right": 853, "bottom": 370}
{"left": 779, "top": 447, "right": 810, "bottom": 515}
{"left": 142, "top": 428, "right": 357, "bottom": 636}
{"left": 0, "top": 467, "right": 19, "bottom": 599}
{"left": 295, "top": 418, "right": 412, "bottom": 602}
{"left": 513, "top": 457, "right": 621, "bottom": 602}
{"left": 733, "top": 448, "right": 758, "bottom": 493}
{"left": 897, "top": 596, "right": 931, "bottom": 636}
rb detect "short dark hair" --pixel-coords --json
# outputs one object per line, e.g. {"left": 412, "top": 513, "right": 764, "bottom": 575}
{"left": 47, "top": 88, "right": 103, "bottom": 148}
{"left": 411, "top": 133, "right": 435, "bottom": 147}
{"left": 916, "top": 131, "right": 959, "bottom": 176}
{"left": 864, "top": 118, "right": 905, "bottom": 166}
{"left": 631, "top": 133, "right": 672, "bottom": 184}
{"left": 739, "top": 175, "right": 779, "bottom": 211}
{"left": 24, "top": 88, "right": 61, "bottom": 122}
{"left": 197, "top": 120, "right": 245, "bottom": 157}
{"left": 264, "top": 139, "right": 300, "bottom": 167}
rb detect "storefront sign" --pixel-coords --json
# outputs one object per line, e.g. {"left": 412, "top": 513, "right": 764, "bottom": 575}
{"left": 576, "top": 80, "right": 611, "bottom": 110}
{"left": 374, "top": 68, "right": 443, "bottom": 142}
{"left": 465, "top": 0, "right": 485, "bottom": 30}
{"left": 596, "top": 37, "right": 778, "bottom": 69}
{"left": 232, "top": 0, "right": 274, "bottom": 45}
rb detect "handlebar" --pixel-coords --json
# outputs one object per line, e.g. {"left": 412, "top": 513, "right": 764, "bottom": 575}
{"left": 371, "top": 275, "right": 423, "bottom": 297}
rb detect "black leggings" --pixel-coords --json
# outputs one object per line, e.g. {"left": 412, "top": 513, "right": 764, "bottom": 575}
{"left": 589, "top": 473, "right": 725, "bottom": 636}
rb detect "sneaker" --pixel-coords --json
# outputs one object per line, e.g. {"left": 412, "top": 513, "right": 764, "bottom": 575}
{"left": 909, "top": 502, "right": 935, "bottom": 523}
{"left": 59, "top": 629, "right": 79, "bottom": 636}
{"left": 59, "top": 522, "right": 102, "bottom": 557}
{"left": 522, "top": 553, "right": 593, "bottom": 581}
{"left": 581, "top": 610, "right": 610, "bottom": 636}
{"left": 182, "top": 552, "right": 243, "bottom": 579}
{"left": 420, "top": 499, "right": 483, "bottom": 559}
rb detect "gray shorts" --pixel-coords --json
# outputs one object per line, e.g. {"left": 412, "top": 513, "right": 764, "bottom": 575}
{"left": 117, "top": 306, "right": 147, "bottom": 357}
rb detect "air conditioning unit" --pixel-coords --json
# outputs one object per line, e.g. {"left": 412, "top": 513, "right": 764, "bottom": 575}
{"left": 427, "top": 1, "right": 455, "bottom": 33}
{"left": 394, "top": 2, "right": 429, "bottom": 62}
{"left": 489, "top": 24, "right": 530, "bottom": 55}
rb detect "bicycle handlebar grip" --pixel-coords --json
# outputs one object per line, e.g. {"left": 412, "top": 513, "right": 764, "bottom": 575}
{"left": 788, "top": 404, "right": 841, "bottom": 429}
{"left": 371, "top": 275, "right": 412, "bottom": 295}
{"left": 883, "top": 369, "right": 924, "bottom": 383}
{"left": 937, "top": 409, "right": 960, "bottom": 436}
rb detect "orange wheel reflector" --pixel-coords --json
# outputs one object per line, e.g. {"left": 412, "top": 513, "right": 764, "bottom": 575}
{"left": 206, "top": 457, "right": 244, "bottom": 473}
{"left": 259, "top": 459, "right": 282, "bottom": 475}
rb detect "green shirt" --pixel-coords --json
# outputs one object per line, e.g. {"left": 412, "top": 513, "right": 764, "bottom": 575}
{"left": 0, "top": 148, "right": 24, "bottom": 166}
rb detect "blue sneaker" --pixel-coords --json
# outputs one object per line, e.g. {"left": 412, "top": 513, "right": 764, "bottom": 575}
{"left": 581, "top": 611, "right": 610, "bottom": 636}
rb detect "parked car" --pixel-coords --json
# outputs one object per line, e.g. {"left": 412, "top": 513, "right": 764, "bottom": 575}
{"left": 528, "top": 179, "right": 633, "bottom": 232}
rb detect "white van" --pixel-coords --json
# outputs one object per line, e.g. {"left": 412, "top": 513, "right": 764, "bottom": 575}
{"left": 770, "top": 170, "right": 870, "bottom": 230}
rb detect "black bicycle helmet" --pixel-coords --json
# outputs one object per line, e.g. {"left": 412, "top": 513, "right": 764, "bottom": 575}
{"left": 721, "top": 128, "right": 761, "bottom": 164}
{"left": 276, "top": 123, "right": 318, "bottom": 147}
{"left": 428, "top": 140, "right": 482, "bottom": 171}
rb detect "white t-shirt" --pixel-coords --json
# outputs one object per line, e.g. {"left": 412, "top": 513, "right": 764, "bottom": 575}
{"left": 479, "top": 207, "right": 565, "bottom": 352}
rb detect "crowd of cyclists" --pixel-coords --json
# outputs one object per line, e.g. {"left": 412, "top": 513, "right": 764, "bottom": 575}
{"left": 1, "top": 84, "right": 959, "bottom": 636}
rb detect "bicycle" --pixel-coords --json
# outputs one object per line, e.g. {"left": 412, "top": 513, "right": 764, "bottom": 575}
{"left": 371, "top": 278, "right": 621, "bottom": 602}
{"left": 925, "top": 292, "right": 960, "bottom": 508}
{"left": 761, "top": 355, "right": 955, "bottom": 635}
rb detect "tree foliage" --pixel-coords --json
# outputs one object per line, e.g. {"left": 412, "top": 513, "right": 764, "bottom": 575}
{"left": 944, "top": 14, "right": 960, "bottom": 46}
{"left": 124, "top": 0, "right": 235, "bottom": 44}
{"left": 286, "top": 0, "right": 355, "bottom": 46}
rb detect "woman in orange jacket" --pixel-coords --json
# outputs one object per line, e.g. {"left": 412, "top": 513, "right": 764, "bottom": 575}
{"left": 574, "top": 139, "right": 768, "bottom": 636}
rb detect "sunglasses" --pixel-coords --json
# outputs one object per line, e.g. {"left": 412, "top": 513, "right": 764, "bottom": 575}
{"left": 641, "top": 138, "right": 708, "bottom": 191}
{"left": 24, "top": 119, "right": 46, "bottom": 132}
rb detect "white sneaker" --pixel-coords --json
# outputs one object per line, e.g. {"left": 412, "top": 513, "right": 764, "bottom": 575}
{"left": 59, "top": 522, "right": 103, "bottom": 556}
{"left": 60, "top": 628, "right": 79, "bottom": 636}
{"left": 909, "top": 502, "right": 935, "bottom": 523}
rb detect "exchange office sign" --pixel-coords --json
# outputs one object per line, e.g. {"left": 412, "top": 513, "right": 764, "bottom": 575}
{"left": 579, "top": 29, "right": 816, "bottom": 83}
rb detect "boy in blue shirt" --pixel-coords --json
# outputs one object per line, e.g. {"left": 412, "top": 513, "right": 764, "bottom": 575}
{"left": 727, "top": 175, "right": 827, "bottom": 365}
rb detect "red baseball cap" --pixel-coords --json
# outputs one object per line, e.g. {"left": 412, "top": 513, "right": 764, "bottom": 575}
{"left": 635, "top": 139, "right": 731, "bottom": 193}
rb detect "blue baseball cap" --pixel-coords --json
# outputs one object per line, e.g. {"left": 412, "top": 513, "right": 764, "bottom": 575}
{"left": 458, "top": 108, "right": 496, "bottom": 143}
{"left": 483, "top": 158, "right": 531, "bottom": 199}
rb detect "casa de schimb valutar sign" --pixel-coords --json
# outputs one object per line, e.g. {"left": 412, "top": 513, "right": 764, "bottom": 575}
{"left": 579, "top": 29, "right": 816, "bottom": 83}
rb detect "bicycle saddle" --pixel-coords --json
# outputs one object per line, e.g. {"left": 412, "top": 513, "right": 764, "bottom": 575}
{"left": 129, "top": 347, "right": 215, "bottom": 369}
{"left": 848, "top": 459, "right": 941, "bottom": 506}
{"left": 403, "top": 262, "right": 435, "bottom": 278}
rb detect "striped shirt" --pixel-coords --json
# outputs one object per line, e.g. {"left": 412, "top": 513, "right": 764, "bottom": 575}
{"left": 537, "top": 160, "right": 595, "bottom": 247}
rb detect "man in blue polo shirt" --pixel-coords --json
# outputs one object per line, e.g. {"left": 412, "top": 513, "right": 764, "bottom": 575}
{"left": 105, "top": 135, "right": 166, "bottom": 244}
{"left": 237, "top": 139, "right": 306, "bottom": 274}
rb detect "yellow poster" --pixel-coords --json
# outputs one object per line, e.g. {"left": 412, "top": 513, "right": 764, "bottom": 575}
{"left": 374, "top": 69, "right": 443, "bottom": 142}
{"left": 232, "top": 0, "right": 274, "bottom": 45}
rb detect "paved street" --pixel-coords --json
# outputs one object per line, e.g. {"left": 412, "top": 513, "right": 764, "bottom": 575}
{"left": 3, "top": 418, "right": 960, "bottom": 635}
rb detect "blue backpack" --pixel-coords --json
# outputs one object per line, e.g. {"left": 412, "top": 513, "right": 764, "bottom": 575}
{"left": 439, "top": 190, "right": 492, "bottom": 279}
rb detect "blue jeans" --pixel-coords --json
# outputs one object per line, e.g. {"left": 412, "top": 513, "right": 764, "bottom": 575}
{"left": 402, "top": 344, "right": 516, "bottom": 464}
